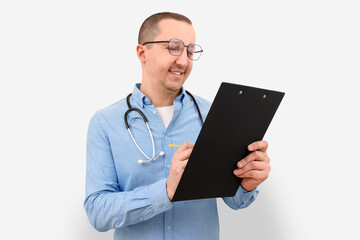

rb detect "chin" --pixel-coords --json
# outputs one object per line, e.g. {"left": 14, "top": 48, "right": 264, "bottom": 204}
{"left": 164, "top": 80, "right": 184, "bottom": 92}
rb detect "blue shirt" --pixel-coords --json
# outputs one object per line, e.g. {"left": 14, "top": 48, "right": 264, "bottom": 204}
{"left": 84, "top": 84, "right": 259, "bottom": 240}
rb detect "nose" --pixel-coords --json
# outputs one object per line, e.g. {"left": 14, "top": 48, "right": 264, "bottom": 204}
{"left": 175, "top": 48, "right": 189, "bottom": 67}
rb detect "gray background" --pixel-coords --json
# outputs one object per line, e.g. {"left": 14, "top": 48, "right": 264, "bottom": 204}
{"left": 1, "top": 0, "right": 359, "bottom": 239}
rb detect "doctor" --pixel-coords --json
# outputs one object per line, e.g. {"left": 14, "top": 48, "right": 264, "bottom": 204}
{"left": 84, "top": 12, "right": 271, "bottom": 240}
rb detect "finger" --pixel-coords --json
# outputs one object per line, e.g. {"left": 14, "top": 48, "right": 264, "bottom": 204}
{"left": 179, "top": 159, "right": 189, "bottom": 170}
{"left": 248, "top": 140, "right": 268, "bottom": 152}
{"left": 171, "top": 159, "right": 189, "bottom": 174}
{"left": 177, "top": 142, "right": 195, "bottom": 152}
{"left": 174, "top": 148, "right": 193, "bottom": 162}
{"left": 234, "top": 160, "right": 267, "bottom": 176}
{"left": 174, "top": 142, "right": 194, "bottom": 161}
{"left": 237, "top": 169, "right": 269, "bottom": 180}
{"left": 237, "top": 151, "right": 268, "bottom": 168}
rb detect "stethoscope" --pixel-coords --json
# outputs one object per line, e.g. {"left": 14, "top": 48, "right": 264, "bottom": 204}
{"left": 124, "top": 91, "right": 203, "bottom": 164}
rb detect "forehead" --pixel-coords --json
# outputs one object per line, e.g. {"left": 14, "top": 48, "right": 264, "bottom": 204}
{"left": 155, "top": 19, "right": 196, "bottom": 44}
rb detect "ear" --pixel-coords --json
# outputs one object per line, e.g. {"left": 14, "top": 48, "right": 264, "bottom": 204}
{"left": 136, "top": 44, "right": 146, "bottom": 64}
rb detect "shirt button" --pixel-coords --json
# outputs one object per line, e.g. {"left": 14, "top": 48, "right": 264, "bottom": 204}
{"left": 140, "top": 217, "right": 144, "bottom": 221}
{"left": 162, "top": 205, "right": 166, "bottom": 209}
{"left": 167, "top": 226, "right": 171, "bottom": 230}
{"left": 166, "top": 164, "right": 170, "bottom": 169}
{"left": 153, "top": 110, "right": 157, "bottom": 114}
{"left": 165, "top": 136, "right": 168, "bottom": 140}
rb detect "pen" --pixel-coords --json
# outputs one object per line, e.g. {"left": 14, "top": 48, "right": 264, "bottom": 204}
{"left": 169, "top": 144, "right": 180, "bottom": 148}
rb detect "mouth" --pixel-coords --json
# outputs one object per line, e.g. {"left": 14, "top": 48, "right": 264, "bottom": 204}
{"left": 168, "top": 70, "right": 185, "bottom": 76}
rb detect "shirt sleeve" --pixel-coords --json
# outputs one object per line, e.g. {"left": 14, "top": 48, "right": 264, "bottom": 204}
{"left": 222, "top": 184, "right": 259, "bottom": 210}
{"left": 84, "top": 112, "right": 173, "bottom": 232}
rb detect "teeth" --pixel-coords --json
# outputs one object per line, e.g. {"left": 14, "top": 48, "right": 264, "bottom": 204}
{"left": 169, "top": 71, "right": 182, "bottom": 75}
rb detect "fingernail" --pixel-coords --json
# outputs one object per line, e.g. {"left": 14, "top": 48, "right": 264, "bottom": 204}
{"left": 238, "top": 162, "right": 244, "bottom": 168}
{"left": 248, "top": 145, "right": 254, "bottom": 151}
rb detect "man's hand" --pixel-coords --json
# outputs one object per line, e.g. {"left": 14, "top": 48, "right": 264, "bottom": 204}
{"left": 166, "top": 142, "right": 194, "bottom": 201}
{"left": 233, "top": 140, "right": 271, "bottom": 192}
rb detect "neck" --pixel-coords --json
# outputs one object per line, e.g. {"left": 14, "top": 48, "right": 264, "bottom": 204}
{"left": 140, "top": 81, "right": 180, "bottom": 108}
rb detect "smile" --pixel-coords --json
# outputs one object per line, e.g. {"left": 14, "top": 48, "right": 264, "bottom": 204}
{"left": 169, "top": 71, "right": 184, "bottom": 75}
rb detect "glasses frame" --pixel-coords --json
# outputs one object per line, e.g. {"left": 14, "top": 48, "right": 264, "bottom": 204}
{"left": 142, "top": 38, "right": 203, "bottom": 61}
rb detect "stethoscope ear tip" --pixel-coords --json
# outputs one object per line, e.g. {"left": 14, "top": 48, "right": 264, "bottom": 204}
{"left": 160, "top": 151, "right": 165, "bottom": 156}
{"left": 138, "top": 160, "right": 144, "bottom": 164}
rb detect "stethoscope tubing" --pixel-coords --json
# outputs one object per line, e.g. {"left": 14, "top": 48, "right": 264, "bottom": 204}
{"left": 124, "top": 91, "right": 203, "bottom": 164}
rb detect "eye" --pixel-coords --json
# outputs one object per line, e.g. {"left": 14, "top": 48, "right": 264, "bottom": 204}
{"left": 188, "top": 44, "right": 196, "bottom": 53}
{"left": 169, "top": 46, "right": 182, "bottom": 51}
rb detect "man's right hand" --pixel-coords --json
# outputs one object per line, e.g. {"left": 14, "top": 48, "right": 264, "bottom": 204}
{"left": 166, "top": 142, "right": 195, "bottom": 201}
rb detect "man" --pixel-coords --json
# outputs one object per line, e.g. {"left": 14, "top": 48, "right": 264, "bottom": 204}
{"left": 84, "top": 12, "right": 271, "bottom": 240}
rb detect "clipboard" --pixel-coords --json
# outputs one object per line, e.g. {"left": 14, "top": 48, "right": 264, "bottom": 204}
{"left": 172, "top": 82, "right": 285, "bottom": 202}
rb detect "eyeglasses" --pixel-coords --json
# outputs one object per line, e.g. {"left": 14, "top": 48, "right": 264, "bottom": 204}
{"left": 142, "top": 38, "right": 203, "bottom": 61}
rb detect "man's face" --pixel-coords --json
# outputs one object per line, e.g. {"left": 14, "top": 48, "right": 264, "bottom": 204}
{"left": 142, "top": 19, "right": 196, "bottom": 93}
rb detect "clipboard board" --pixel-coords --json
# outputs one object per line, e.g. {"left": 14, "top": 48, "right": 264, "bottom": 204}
{"left": 172, "top": 82, "right": 285, "bottom": 202}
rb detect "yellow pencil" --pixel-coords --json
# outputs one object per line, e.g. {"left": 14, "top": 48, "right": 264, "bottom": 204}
{"left": 169, "top": 144, "right": 180, "bottom": 148}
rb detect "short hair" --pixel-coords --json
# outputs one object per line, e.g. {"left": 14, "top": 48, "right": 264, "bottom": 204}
{"left": 138, "top": 12, "right": 192, "bottom": 45}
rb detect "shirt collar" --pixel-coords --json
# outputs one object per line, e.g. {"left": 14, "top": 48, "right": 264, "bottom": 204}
{"left": 131, "top": 83, "right": 188, "bottom": 108}
{"left": 130, "top": 83, "right": 147, "bottom": 108}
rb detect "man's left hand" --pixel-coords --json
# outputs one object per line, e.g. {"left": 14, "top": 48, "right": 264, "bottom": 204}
{"left": 233, "top": 140, "right": 271, "bottom": 192}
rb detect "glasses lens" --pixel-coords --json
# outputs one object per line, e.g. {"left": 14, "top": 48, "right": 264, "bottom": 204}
{"left": 187, "top": 44, "right": 203, "bottom": 61}
{"left": 168, "top": 39, "right": 184, "bottom": 56}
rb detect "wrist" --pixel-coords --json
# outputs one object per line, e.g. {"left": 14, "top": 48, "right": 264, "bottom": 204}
{"left": 166, "top": 179, "right": 175, "bottom": 201}
{"left": 240, "top": 182, "right": 255, "bottom": 192}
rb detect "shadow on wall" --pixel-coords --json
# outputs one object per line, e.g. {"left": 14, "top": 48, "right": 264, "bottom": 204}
{"left": 218, "top": 185, "right": 287, "bottom": 240}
